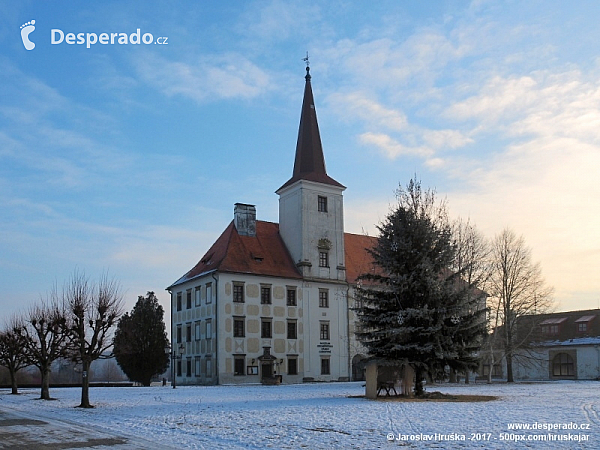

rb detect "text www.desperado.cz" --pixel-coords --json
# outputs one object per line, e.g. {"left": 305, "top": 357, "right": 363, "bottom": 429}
{"left": 507, "top": 422, "right": 591, "bottom": 431}
{"left": 51, "top": 29, "right": 168, "bottom": 48}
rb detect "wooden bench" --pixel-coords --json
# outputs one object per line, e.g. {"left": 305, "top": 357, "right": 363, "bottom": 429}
{"left": 377, "top": 381, "right": 398, "bottom": 397}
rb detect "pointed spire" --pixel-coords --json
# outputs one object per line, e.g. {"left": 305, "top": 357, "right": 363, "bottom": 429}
{"left": 278, "top": 63, "right": 344, "bottom": 191}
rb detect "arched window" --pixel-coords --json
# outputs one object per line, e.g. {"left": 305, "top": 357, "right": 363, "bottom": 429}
{"left": 552, "top": 353, "right": 575, "bottom": 377}
{"left": 352, "top": 354, "right": 367, "bottom": 381}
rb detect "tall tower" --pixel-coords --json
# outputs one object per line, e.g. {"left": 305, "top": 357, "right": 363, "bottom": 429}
{"left": 276, "top": 66, "right": 346, "bottom": 282}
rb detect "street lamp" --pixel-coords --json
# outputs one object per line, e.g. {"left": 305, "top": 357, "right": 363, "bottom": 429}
{"left": 172, "top": 343, "right": 185, "bottom": 389}
{"left": 164, "top": 343, "right": 171, "bottom": 386}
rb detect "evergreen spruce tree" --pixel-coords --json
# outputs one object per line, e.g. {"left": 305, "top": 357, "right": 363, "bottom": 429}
{"left": 356, "top": 178, "right": 487, "bottom": 395}
{"left": 113, "top": 292, "right": 170, "bottom": 386}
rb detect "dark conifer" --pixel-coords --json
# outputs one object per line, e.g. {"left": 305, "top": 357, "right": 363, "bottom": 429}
{"left": 356, "top": 178, "right": 486, "bottom": 395}
{"left": 113, "top": 292, "right": 170, "bottom": 386}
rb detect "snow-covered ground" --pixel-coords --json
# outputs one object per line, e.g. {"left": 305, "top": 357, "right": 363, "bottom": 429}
{"left": 1, "top": 381, "right": 599, "bottom": 449}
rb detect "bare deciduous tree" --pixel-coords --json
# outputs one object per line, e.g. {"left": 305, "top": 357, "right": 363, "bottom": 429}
{"left": 63, "top": 271, "right": 124, "bottom": 408}
{"left": 450, "top": 218, "right": 491, "bottom": 383}
{"left": 452, "top": 217, "right": 490, "bottom": 292}
{"left": 63, "top": 272, "right": 123, "bottom": 408}
{"left": 487, "top": 228, "right": 553, "bottom": 382}
{"left": 16, "top": 297, "right": 68, "bottom": 400}
{"left": 0, "top": 315, "right": 31, "bottom": 394}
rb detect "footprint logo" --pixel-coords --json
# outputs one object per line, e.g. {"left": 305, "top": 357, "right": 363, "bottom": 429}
{"left": 20, "top": 20, "right": 36, "bottom": 50}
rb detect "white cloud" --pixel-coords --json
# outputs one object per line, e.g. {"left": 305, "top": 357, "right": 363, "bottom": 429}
{"left": 445, "top": 75, "right": 538, "bottom": 124}
{"left": 239, "top": 0, "right": 320, "bottom": 43}
{"left": 327, "top": 92, "right": 407, "bottom": 131}
{"left": 422, "top": 129, "right": 473, "bottom": 149}
{"left": 135, "top": 53, "right": 271, "bottom": 103}
{"left": 359, "top": 132, "right": 433, "bottom": 159}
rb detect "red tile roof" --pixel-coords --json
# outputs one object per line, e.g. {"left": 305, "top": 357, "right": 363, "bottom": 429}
{"left": 344, "top": 232, "right": 378, "bottom": 284}
{"left": 168, "top": 223, "right": 378, "bottom": 289}
{"left": 168, "top": 221, "right": 302, "bottom": 288}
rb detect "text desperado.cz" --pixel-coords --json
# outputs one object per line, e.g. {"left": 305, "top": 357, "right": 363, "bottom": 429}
{"left": 51, "top": 29, "right": 167, "bottom": 48}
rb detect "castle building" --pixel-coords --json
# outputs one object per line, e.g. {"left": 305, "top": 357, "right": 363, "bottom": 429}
{"left": 167, "top": 66, "right": 374, "bottom": 385}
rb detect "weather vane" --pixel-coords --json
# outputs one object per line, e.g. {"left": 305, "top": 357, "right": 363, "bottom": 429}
{"left": 302, "top": 51, "right": 310, "bottom": 68}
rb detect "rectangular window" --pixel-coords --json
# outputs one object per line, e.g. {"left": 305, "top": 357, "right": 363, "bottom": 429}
{"left": 206, "top": 358, "right": 212, "bottom": 377}
{"left": 186, "top": 323, "right": 192, "bottom": 342}
{"left": 176, "top": 325, "right": 182, "bottom": 344}
{"left": 287, "top": 287, "right": 297, "bottom": 306}
{"left": 234, "top": 356, "right": 245, "bottom": 376}
{"left": 321, "top": 357, "right": 330, "bottom": 375}
{"left": 287, "top": 320, "right": 297, "bottom": 339}
{"left": 320, "top": 322, "right": 330, "bottom": 340}
{"left": 206, "top": 283, "right": 212, "bottom": 304}
{"left": 186, "top": 358, "right": 192, "bottom": 377}
{"left": 176, "top": 292, "right": 182, "bottom": 311}
{"left": 319, "top": 251, "right": 329, "bottom": 268}
{"left": 186, "top": 289, "right": 192, "bottom": 309}
{"left": 261, "top": 319, "right": 272, "bottom": 339}
{"left": 195, "top": 357, "right": 201, "bottom": 376}
{"left": 288, "top": 357, "right": 298, "bottom": 375}
{"left": 261, "top": 285, "right": 271, "bottom": 304}
{"left": 195, "top": 321, "right": 201, "bottom": 341}
{"left": 234, "top": 317, "right": 245, "bottom": 338}
{"left": 541, "top": 325, "right": 560, "bottom": 335}
{"left": 319, "top": 289, "right": 329, "bottom": 308}
{"left": 233, "top": 283, "right": 245, "bottom": 303}
{"left": 318, "top": 195, "right": 327, "bottom": 212}
{"left": 176, "top": 360, "right": 182, "bottom": 377}
{"left": 206, "top": 320, "right": 212, "bottom": 340}
{"left": 195, "top": 286, "right": 201, "bottom": 307}
{"left": 578, "top": 323, "right": 587, "bottom": 332}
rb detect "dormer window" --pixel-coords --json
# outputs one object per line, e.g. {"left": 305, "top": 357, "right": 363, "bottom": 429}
{"left": 540, "top": 317, "right": 567, "bottom": 335}
{"left": 318, "top": 196, "right": 328, "bottom": 212}
{"left": 575, "top": 315, "right": 595, "bottom": 333}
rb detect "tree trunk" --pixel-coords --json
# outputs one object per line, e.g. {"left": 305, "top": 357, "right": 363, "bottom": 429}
{"left": 414, "top": 366, "right": 424, "bottom": 396}
{"left": 487, "top": 352, "right": 494, "bottom": 384}
{"left": 9, "top": 368, "right": 18, "bottom": 395}
{"left": 79, "top": 360, "right": 92, "bottom": 408}
{"left": 449, "top": 368, "right": 457, "bottom": 383}
{"left": 506, "top": 351, "right": 514, "bottom": 382}
{"left": 40, "top": 367, "right": 51, "bottom": 400}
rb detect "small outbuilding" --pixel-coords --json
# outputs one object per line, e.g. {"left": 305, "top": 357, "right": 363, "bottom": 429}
{"left": 365, "top": 360, "right": 414, "bottom": 399}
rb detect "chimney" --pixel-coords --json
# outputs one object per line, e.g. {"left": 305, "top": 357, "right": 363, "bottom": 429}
{"left": 234, "top": 203, "right": 256, "bottom": 237}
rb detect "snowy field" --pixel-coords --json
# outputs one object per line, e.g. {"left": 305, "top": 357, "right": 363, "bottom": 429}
{"left": 1, "top": 381, "right": 599, "bottom": 449}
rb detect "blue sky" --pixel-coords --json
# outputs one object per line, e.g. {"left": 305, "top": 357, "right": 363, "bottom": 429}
{"left": 2, "top": 0, "right": 600, "bottom": 326}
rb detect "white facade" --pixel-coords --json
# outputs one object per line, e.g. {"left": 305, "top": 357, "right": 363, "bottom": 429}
{"left": 511, "top": 341, "right": 600, "bottom": 381}
{"left": 277, "top": 180, "right": 346, "bottom": 282}
{"left": 170, "top": 268, "right": 357, "bottom": 385}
